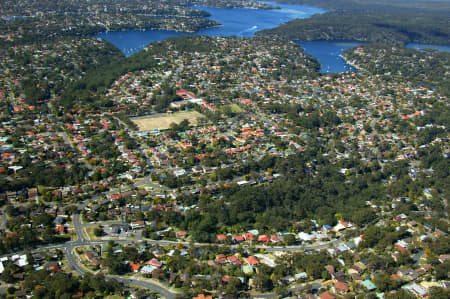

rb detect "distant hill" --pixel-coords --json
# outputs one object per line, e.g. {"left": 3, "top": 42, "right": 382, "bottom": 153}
{"left": 257, "top": 0, "right": 450, "bottom": 45}
{"left": 271, "top": 0, "right": 450, "bottom": 12}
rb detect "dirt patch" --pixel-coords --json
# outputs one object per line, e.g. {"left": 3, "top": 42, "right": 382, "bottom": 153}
{"left": 132, "top": 111, "right": 204, "bottom": 131}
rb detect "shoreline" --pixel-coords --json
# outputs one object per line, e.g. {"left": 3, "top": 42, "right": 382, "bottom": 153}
{"left": 95, "top": 3, "right": 325, "bottom": 56}
{"left": 339, "top": 54, "right": 360, "bottom": 71}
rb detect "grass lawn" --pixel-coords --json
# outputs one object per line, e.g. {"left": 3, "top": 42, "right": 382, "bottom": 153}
{"left": 85, "top": 226, "right": 100, "bottom": 240}
{"left": 221, "top": 103, "right": 245, "bottom": 113}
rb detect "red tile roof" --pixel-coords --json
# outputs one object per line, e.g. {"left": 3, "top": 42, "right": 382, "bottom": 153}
{"left": 246, "top": 256, "right": 259, "bottom": 265}
{"left": 129, "top": 263, "right": 141, "bottom": 271}
{"left": 319, "top": 291, "right": 336, "bottom": 299}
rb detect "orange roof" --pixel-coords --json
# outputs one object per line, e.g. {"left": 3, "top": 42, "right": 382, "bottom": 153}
{"left": 243, "top": 232, "right": 254, "bottom": 241}
{"left": 217, "top": 234, "right": 227, "bottom": 241}
{"left": 335, "top": 281, "right": 349, "bottom": 292}
{"left": 55, "top": 224, "right": 65, "bottom": 233}
{"left": 233, "top": 235, "right": 244, "bottom": 242}
{"left": 258, "top": 235, "right": 269, "bottom": 242}
{"left": 227, "top": 255, "right": 239, "bottom": 262}
{"left": 319, "top": 291, "right": 336, "bottom": 299}
{"left": 216, "top": 254, "right": 227, "bottom": 263}
{"left": 246, "top": 256, "right": 259, "bottom": 265}
{"left": 129, "top": 263, "right": 141, "bottom": 271}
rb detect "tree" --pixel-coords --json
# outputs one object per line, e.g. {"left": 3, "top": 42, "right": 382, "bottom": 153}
{"left": 93, "top": 226, "right": 103, "bottom": 237}
{"left": 428, "top": 287, "right": 450, "bottom": 299}
{"left": 374, "top": 273, "right": 399, "bottom": 292}
{"left": 105, "top": 240, "right": 114, "bottom": 258}
{"left": 4, "top": 204, "right": 17, "bottom": 217}
{"left": 223, "top": 277, "right": 244, "bottom": 296}
{"left": 6, "top": 286, "right": 16, "bottom": 295}
{"left": 1, "top": 262, "right": 20, "bottom": 283}
{"left": 42, "top": 227, "right": 57, "bottom": 243}
{"left": 435, "top": 260, "right": 450, "bottom": 280}
{"left": 253, "top": 272, "right": 273, "bottom": 292}
{"left": 386, "top": 289, "right": 416, "bottom": 299}
{"left": 273, "top": 284, "right": 290, "bottom": 297}
{"left": 284, "top": 234, "right": 297, "bottom": 245}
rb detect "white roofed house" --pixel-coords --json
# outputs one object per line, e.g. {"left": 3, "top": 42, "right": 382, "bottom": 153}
{"left": 403, "top": 283, "right": 428, "bottom": 297}
{"left": 141, "top": 265, "right": 157, "bottom": 274}
{"left": 130, "top": 221, "right": 145, "bottom": 230}
{"left": 333, "top": 222, "right": 347, "bottom": 232}
{"left": 11, "top": 254, "right": 28, "bottom": 267}
{"left": 295, "top": 272, "right": 307, "bottom": 280}
{"left": 172, "top": 168, "right": 186, "bottom": 177}
{"left": 298, "top": 232, "right": 314, "bottom": 241}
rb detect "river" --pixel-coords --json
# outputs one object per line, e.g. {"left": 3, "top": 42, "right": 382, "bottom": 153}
{"left": 297, "top": 41, "right": 450, "bottom": 73}
{"left": 96, "top": 1, "right": 325, "bottom": 55}
{"left": 298, "top": 41, "right": 366, "bottom": 73}
{"left": 96, "top": 2, "right": 449, "bottom": 73}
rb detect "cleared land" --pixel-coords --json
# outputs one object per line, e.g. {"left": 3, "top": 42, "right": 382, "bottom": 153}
{"left": 132, "top": 111, "right": 204, "bottom": 131}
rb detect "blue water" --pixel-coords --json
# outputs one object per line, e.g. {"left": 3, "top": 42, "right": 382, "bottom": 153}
{"left": 94, "top": 2, "right": 450, "bottom": 73}
{"left": 406, "top": 43, "right": 450, "bottom": 53}
{"left": 1, "top": 16, "right": 29, "bottom": 20}
{"left": 96, "top": 1, "right": 325, "bottom": 56}
{"left": 97, "top": 30, "right": 188, "bottom": 56}
{"left": 192, "top": 2, "right": 325, "bottom": 37}
{"left": 298, "top": 41, "right": 365, "bottom": 73}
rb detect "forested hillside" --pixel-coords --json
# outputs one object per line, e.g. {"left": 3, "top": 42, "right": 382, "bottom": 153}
{"left": 258, "top": 0, "right": 450, "bottom": 45}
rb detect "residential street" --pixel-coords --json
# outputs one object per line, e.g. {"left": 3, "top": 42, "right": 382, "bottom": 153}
{"left": 0, "top": 198, "right": 343, "bottom": 299}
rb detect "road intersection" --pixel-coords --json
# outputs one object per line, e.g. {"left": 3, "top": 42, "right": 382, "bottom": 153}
{"left": 0, "top": 190, "right": 342, "bottom": 298}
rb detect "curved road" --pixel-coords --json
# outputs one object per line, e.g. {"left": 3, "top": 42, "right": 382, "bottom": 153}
{"left": 1, "top": 234, "right": 340, "bottom": 299}
{"left": 71, "top": 211, "right": 179, "bottom": 298}
{"left": 64, "top": 243, "right": 178, "bottom": 299}
{"left": 0, "top": 195, "right": 342, "bottom": 298}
